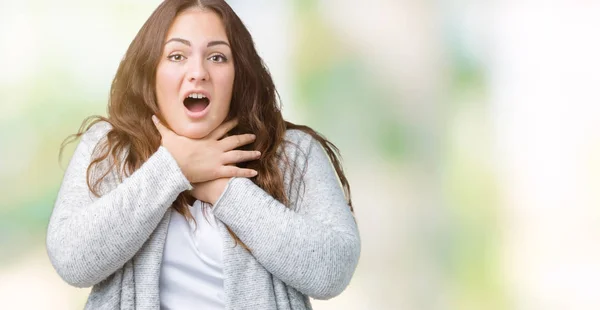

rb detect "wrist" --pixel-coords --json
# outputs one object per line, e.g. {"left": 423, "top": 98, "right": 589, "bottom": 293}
{"left": 210, "top": 178, "right": 232, "bottom": 205}
{"left": 163, "top": 147, "right": 189, "bottom": 181}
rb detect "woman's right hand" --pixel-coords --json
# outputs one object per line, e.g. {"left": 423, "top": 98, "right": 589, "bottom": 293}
{"left": 152, "top": 115, "right": 260, "bottom": 183}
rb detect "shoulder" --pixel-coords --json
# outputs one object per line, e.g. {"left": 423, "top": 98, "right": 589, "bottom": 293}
{"left": 279, "top": 128, "right": 346, "bottom": 203}
{"left": 282, "top": 129, "right": 319, "bottom": 159}
{"left": 280, "top": 128, "right": 335, "bottom": 173}
{"left": 76, "top": 120, "right": 113, "bottom": 157}
{"left": 83, "top": 121, "right": 112, "bottom": 143}
{"left": 283, "top": 129, "right": 320, "bottom": 151}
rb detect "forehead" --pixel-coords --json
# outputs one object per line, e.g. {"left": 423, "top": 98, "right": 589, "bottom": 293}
{"left": 166, "top": 8, "right": 228, "bottom": 43}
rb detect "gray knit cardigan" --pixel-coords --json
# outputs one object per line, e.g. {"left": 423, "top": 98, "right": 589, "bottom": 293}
{"left": 46, "top": 122, "right": 360, "bottom": 309}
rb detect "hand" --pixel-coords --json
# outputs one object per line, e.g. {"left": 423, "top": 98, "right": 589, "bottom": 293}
{"left": 190, "top": 178, "right": 231, "bottom": 205}
{"left": 152, "top": 115, "right": 260, "bottom": 183}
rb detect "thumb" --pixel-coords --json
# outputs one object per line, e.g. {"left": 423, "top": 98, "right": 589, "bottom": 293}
{"left": 152, "top": 115, "right": 169, "bottom": 137}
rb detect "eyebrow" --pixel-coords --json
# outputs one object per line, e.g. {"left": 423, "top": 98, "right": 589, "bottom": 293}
{"left": 207, "top": 40, "right": 230, "bottom": 48}
{"left": 164, "top": 38, "right": 230, "bottom": 48}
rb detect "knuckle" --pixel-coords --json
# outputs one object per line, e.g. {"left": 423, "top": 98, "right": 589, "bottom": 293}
{"left": 227, "top": 167, "right": 236, "bottom": 176}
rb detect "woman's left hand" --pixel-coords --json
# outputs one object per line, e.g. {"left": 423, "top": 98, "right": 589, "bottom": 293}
{"left": 190, "top": 178, "right": 232, "bottom": 205}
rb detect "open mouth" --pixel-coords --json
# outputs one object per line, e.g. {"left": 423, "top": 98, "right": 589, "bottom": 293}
{"left": 184, "top": 94, "right": 210, "bottom": 113}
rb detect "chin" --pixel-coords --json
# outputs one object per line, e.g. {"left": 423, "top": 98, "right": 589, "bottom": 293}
{"left": 176, "top": 122, "right": 214, "bottom": 139}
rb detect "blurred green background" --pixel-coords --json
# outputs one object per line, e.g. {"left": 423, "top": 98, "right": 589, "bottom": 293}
{"left": 1, "top": 0, "right": 600, "bottom": 309}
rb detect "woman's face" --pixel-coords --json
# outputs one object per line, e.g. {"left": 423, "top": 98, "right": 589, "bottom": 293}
{"left": 155, "top": 8, "right": 234, "bottom": 139}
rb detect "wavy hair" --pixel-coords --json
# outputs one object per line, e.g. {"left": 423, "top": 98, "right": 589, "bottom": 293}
{"left": 61, "top": 0, "right": 352, "bottom": 250}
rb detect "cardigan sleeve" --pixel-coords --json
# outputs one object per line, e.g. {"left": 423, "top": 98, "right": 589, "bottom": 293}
{"left": 46, "top": 122, "right": 192, "bottom": 288}
{"left": 211, "top": 130, "right": 360, "bottom": 300}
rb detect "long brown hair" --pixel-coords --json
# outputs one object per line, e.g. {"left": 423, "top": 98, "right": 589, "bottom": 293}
{"left": 61, "top": 0, "right": 352, "bottom": 250}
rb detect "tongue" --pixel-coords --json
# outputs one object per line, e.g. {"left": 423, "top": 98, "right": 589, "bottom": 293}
{"left": 186, "top": 101, "right": 208, "bottom": 112}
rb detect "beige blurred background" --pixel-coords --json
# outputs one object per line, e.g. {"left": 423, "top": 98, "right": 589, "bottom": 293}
{"left": 1, "top": 0, "right": 600, "bottom": 309}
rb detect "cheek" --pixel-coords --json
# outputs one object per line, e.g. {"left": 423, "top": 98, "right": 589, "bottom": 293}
{"left": 156, "top": 65, "right": 181, "bottom": 105}
{"left": 216, "top": 70, "right": 235, "bottom": 100}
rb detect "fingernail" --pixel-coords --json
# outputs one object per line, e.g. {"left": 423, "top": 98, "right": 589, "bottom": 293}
{"left": 251, "top": 170, "right": 258, "bottom": 176}
{"left": 152, "top": 115, "right": 157, "bottom": 123}
{"left": 255, "top": 151, "right": 261, "bottom": 157}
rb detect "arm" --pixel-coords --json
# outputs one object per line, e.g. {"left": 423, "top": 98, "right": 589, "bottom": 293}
{"left": 212, "top": 130, "right": 360, "bottom": 299}
{"left": 46, "top": 122, "right": 191, "bottom": 288}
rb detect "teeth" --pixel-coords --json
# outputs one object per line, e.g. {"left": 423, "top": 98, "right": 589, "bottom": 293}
{"left": 187, "top": 93, "right": 206, "bottom": 99}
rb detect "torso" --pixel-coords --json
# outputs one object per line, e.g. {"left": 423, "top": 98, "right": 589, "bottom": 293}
{"left": 159, "top": 200, "right": 225, "bottom": 309}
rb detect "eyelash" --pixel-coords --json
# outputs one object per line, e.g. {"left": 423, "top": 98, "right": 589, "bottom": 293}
{"left": 167, "top": 54, "right": 186, "bottom": 62}
{"left": 166, "top": 53, "right": 228, "bottom": 63}
{"left": 209, "top": 54, "right": 228, "bottom": 63}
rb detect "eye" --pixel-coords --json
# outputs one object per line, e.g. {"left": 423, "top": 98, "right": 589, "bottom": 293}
{"left": 167, "top": 54, "right": 186, "bottom": 62}
{"left": 208, "top": 54, "right": 228, "bottom": 63}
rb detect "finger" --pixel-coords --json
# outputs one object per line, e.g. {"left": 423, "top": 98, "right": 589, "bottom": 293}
{"left": 219, "top": 134, "right": 256, "bottom": 151}
{"left": 152, "top": 115, "right": 169, "bottom": 137}
{"left": 218, "top": 166, "right": 258, "bottom": 178}
{"left": 221, "top": 150, "right": 261, "bottom": 165}
{"left": 208, "top": 118, "right": 239, "bottom": 140}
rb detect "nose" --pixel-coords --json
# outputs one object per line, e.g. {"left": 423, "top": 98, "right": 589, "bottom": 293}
{"left": 187, "top": 58, "right": 209, "bottom": 82}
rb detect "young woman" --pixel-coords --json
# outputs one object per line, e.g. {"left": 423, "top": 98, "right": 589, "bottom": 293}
{"left": 46, "top": 0, "right": 360, "bottom": 309}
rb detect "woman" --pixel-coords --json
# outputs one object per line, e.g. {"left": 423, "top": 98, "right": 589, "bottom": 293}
{"left": 46, "top": 0, "right": 360, "bottom": 309}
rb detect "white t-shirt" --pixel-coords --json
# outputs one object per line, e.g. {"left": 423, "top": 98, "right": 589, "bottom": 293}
{"left": 159, "top": 200, "right": 225, "bottom": 309}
